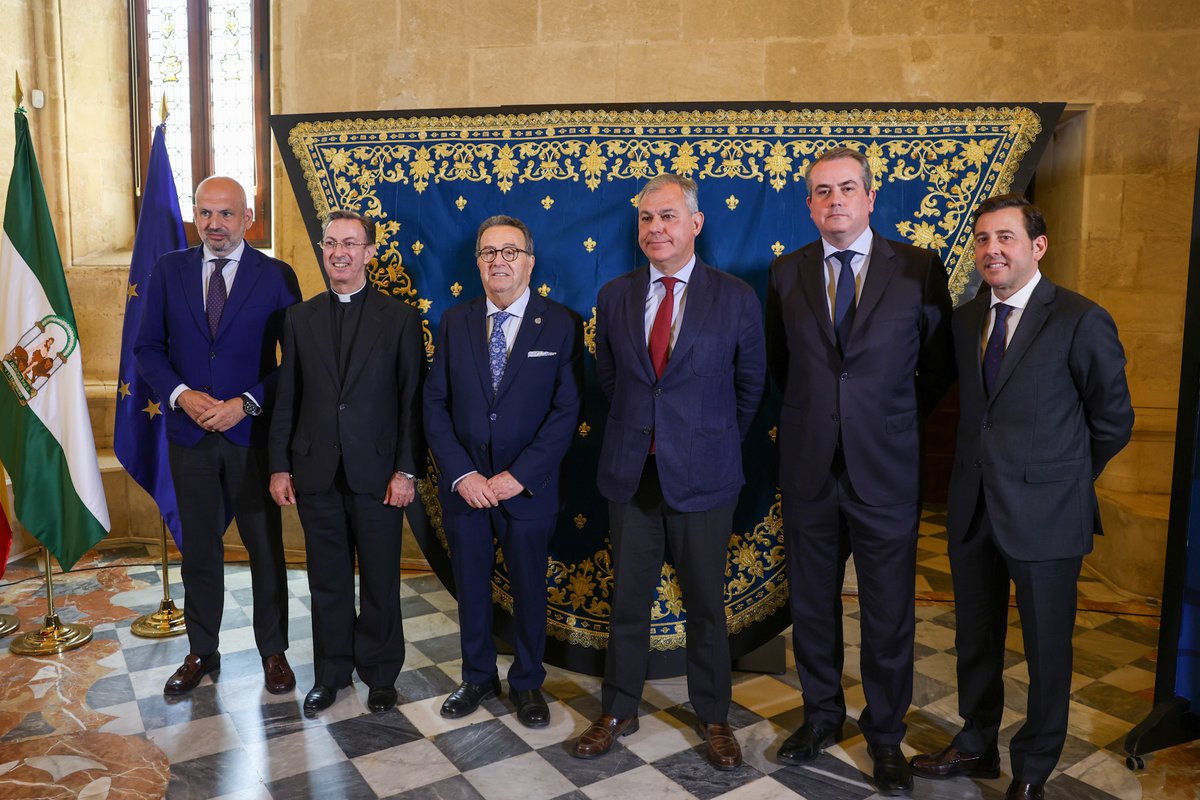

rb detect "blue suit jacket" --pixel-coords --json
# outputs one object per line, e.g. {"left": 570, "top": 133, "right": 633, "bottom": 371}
{"left": 134, "top": 245, "right": 301, "bottom": 448}
{"left": 595, "top": 259, "right": 767, "bottom": 513}
{"left": 423, "top": 292, "right": 584, "bottom": 520}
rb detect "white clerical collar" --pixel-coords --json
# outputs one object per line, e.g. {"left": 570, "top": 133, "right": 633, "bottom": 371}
{"left": 990, "top": 270, "right": 1042, "bottom": 311}
{"left": 486, "top": 286, "right": 531, "bottom": 318}
{"left": 333, "top": 282, "right": 368, "bottom": 303}
{"left": 203, "top": 240, "right": 246, "bottom": 265}
{"left": 649, "top": 254, "right": 697, "bottom": 285}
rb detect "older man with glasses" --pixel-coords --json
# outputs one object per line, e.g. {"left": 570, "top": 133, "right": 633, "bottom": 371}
{"left": 424, "top": 215, "right": 583, "bottom": 727}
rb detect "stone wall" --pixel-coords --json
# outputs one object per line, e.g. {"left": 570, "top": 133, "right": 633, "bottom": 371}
{"left": 3, "top": 0, "right": 1198, "bottom": 597}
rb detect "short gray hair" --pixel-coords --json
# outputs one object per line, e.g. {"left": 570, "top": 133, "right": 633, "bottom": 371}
{"left": 637, "top": 173, "right": 700, "bottom": 214}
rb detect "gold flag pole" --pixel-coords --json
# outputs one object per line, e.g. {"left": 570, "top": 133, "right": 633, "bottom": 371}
{"left": 10, "top": 548, "right": 92, "bottom": 655}
{"left": 0, "top": 615, "right": 16, "bottom": 638}
{"left": 14, "top": 70, "right": 22, "bottom": 108}
{"left": 130, "top": 518, "right": 186, "bottom": 637}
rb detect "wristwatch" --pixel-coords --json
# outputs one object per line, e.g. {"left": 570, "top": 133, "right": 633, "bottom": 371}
{"left": 242, "top": 395, "right": 262, "bottom": 417}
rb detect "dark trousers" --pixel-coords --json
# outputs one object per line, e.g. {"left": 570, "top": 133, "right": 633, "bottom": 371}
{"left": 296, "top": 462, "right": 406, "bottom": 688}
{"left": 444, "top": 507, "right": 554, "bottom": 691}
{"left": 602, "top": 457, "right": 735, "bottom": 723}
{"left": 782, "top": 453, "right": 919, "bottom": 746}
{"left": 169, "top": 436, "right": 287, "bottom": 658}
{"left": 949, "top": 493, "right": 1081, "bottom": 785}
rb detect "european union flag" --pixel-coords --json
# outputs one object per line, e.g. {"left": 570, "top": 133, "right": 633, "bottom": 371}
{"left": 114, "top": 123, "right": 186, "bottom": 548}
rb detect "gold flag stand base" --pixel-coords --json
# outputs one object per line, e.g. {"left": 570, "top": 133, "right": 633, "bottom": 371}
{"left": 9, "top": 612, "right": 92, "bottom": 655}
{"left": 0, "top": 613, "right": 18, "bottom": 638}
{"left": 131, "top": 519, "right": 186, "bottom": 639}
{"left": 131, "top": 599, "right": 186, "bottom": 638}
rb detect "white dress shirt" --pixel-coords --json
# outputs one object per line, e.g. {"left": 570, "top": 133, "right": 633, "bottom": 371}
{"left": 644, "top": 254, "right": 696, "bottom": 351}
{"left": 982, "top": 270, "right": 1043, "bottom": 356}
{"left": 821, "top": 227, "right": 874, "bottom": 323}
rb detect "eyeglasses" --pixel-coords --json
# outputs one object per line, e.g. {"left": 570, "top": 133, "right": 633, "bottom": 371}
{"left": 318, "top": 239, "right": 372, "bottom": 251}
{"left": 477, "top": 246, "right": 530, "bottom": 263}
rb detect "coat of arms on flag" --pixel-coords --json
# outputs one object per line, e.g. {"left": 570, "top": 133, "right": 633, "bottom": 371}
{"left": 2, "top": 315, "right": 75, "bottom": 405}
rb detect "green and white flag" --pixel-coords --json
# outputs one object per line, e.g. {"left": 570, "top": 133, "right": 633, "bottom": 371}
{"left": 0, "top": 108, "right": 109, "bottom": 570}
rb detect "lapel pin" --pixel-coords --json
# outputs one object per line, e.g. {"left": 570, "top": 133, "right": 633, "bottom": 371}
{"left": 534, "top": 317, "right": 542, "bottom": 325}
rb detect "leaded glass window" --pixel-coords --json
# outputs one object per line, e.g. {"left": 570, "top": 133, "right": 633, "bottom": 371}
{"left": 132, "top": 0, "right": 270, "bottom": 245}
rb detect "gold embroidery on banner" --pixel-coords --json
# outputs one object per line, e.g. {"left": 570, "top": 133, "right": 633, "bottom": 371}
{"left": 771, "top": 241, "right": 785, "bottom": 257}
{"left": 725, "top": 195, "right": 739, "bottom": 210}
{"left": 573, "top": 514, "right": 587, "bottom": 529}
{"left": 583, "top": 237, "right": 597, "bottom": 253}
{"left": 541, "top": 195, "right": 554, "bottom": 210}
{"left": 583, "top": 308, "right": 596, "bottom": 356}
{"left": 450, "top": 282, "right": 462, "bottom": 297}
{"left": 537, "top": 283, "right": 551, "bottom": 297}
{"left": 577, "top": 421, "right": 591, "bottom": 438}
{"left": 288, "top": 107, "right": 1043, "bottom": 304}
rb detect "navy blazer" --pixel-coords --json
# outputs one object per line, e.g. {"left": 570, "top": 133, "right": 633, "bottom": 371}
{"left": 423, "top": 292, "right": 584, "bottom": 520}
{"left": 595, "top": 259, "right": 766, "bottom": 513}
{"left": 268, "top": 289, "right": 425, "bottom": 495}
{"left": 947, "top": 277, "right": 1133, "bottom": 560}
{"left": 134, "top": 245, "right": 301, "bottom": 448}
{"left": 766, "top": 232, "right": 955, "bottom": 506}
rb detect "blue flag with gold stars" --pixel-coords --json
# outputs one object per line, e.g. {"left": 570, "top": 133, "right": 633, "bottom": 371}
{"left": 114, "top": 123, "right": 186, "bottom": 548}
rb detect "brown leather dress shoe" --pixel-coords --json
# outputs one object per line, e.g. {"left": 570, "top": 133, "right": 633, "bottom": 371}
{"left": 1005, "top": 781, "right": 1044, "bottom": 800}
{"left": 263, "top": 653, "right": 296, "bottom": 694}
{"left": 163, "top": 652, "right": 220, "bottom": 695}
{"left": 573, "top": 714, "right": 639, "bottom": 759}
{"left": 910, "top": 745, "right": 1001, "bottom": 779}
{"left": 699, "top": 722, "right": 743, "bottom": 770}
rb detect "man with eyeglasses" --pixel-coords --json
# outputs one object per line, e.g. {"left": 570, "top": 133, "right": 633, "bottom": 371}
{"left": 268, "top": 209, "right": 424, "bottom": 716}
{"left": 136, "top": 176, "right": 301, "bottom": 697}
{"left": 424, "top": 215, "right": 583, "bottom": 727}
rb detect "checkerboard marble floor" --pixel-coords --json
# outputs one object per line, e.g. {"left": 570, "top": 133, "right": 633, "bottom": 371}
{"left": 1, "top": 507, "right": 1197, "bottom": 799}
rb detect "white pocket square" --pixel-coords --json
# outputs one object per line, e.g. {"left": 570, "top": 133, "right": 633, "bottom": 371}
{"left": 527, "top": 350, "right": 557, "bottom": 357}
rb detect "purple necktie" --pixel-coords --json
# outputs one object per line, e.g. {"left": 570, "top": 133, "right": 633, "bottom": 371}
{"left": 982, "top": 303, "right": 1013, "bottom": 395}
{"left": 206, "top": 258, "right": 230, "bottom": 338}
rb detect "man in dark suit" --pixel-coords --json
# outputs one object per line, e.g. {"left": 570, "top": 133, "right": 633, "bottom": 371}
{"left": 765, "top": 147, "right": 954, "bottom": 794}
{"left": 423, "top": 215, "right": 583, "bottom": 728}
{"left": 268, "top": 209, "right": 423, "bottom": 716}
{"left": 910, "top": 195, "right": 1133, "bottom": 800}
{"left": 135, "top": 176, "right": 301, "bottom": 696}
{"left": 572, "top": 174, "right": 766, "bottom": 770}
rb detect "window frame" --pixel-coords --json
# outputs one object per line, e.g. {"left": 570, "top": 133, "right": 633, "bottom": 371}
{"left": 130, "top": 0, "right": 272, "bottom": 247}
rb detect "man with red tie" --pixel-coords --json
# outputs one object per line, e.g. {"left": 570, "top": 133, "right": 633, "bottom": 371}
{"left": 573, "top": 174, "right": 766, "bottom": 770}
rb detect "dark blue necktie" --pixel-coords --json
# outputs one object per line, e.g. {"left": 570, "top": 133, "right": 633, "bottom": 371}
{"left": 832, "top": 250, "right": 857, "bottom": 354}
{"left": 206, "top": 258, "right": 229, "bottom": 338}
{"left": 982, "top": 303, "right": 1013, "bottom": 395}
{"left": 489, "top": 311, "right": 511, "bottom": 395}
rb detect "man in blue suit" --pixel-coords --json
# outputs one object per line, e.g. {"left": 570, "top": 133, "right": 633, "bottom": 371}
{"left": 424, "top": 215, "right": 583, "bottom": 727}
{"left": 573, "top": 174, "right": 766, "bottom": 770}
{"left": 136, "top": 176, "right": 301, "bottom": 696}
{"left": 766, "top": 147, "right": 954, "bottom": 795}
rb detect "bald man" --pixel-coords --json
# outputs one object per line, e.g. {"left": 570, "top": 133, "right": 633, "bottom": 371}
{"left": 136, "top": 176, "right": 302, "bottom": 696}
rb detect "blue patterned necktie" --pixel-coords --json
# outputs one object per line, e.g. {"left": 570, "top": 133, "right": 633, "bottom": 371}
{"left": 982, "top": 303, "right": 1013, "bottom": 395}
{"left": 832, "top": 250, "right": 857, "bottom": 354}
{"left": 206, "top": 258, "right": 230, "bottom": 338}
{"left": 489, "top": 310, "right": 511, "bottom": 395}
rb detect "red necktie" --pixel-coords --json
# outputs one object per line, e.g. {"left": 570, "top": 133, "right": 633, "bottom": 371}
{"left": 648, "top": 276, "right": 679, "bottom": 378}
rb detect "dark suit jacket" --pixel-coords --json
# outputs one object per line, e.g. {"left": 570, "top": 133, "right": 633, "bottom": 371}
{"left": 947, "top": 277, "right": 1134, "bottom": 560}
{"left": 268, "top": 289, "right": 424, "bottom": 495}
{"left": 595, "top": 259, "right": 766, "bottom": 513}
{"left": 423, "top": 292, "right": 584, "bottom": 519}
{"left": 766, "top": 232, "right": 955, "bottom": 506}
{"left": 135, "top": 245, "right": 301, "bottom": 448}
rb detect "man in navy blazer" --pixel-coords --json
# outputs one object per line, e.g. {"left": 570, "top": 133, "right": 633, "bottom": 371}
{"left": 766, "top": 147, "right": 954, "bottom": 795}
{"left": 424, "top": 215, "right": 583, "bottom": 727}
{"left": 911, "top": 196, "right": 1133, "bottom": 800}
{"left": 135, "top": 176, "right": 301, "bottom": 696}
{"left": 572, "top": 174, "right": 766, "bottom": 770}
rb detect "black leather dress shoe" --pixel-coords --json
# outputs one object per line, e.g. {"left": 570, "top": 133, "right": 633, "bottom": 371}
{"left": 440, "top": 675, "right": 502, "bottom": 718}
{"left": 367, "top": 686, "right": 398, "bottom": 712}
{"left": 163, "top": 652, "right": 220, "bottom": 695}
{"left": 777, "top": 721, "right": 842, "bottom": 764}
{"left": 511, "top": 687, "right": 550, "bottom": 728}
{"left": 303, "top": 685, "right": 338, "bottom": 717}
{"left": 869, "top": 744, "right": 914, "bottom": 796}
{"left": 1005, "top": 781, "right": 1044, "bottom": 800}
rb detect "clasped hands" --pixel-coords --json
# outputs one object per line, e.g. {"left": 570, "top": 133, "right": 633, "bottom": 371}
{"left": 179, "top": 389, "right": 244, "bottom": 432}
{"left": 456, "top": 471, "right": 524, "bottom": 509}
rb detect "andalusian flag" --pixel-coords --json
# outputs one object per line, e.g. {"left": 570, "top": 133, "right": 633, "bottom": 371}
{"left": 0, "top": 458, "right": 13, "bottom": 578}
{"left": 0, "top": 108, "right": 109, "bottom": 570}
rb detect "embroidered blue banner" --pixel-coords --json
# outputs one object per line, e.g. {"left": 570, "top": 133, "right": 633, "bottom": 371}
{"left": 273, "top": 104, "right": 1060, "bottom": 675}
